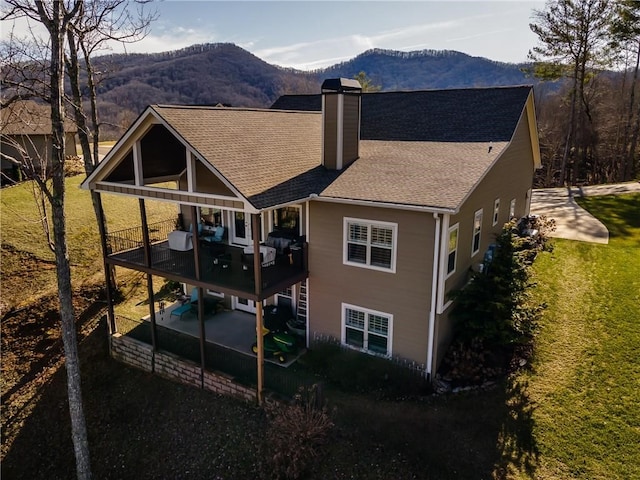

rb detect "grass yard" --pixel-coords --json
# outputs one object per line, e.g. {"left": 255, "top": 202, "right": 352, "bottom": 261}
{"left": 0, "top": 174, "right": 177, "bottom": 310}
{"left": 510, "top": 193, "right": 640, "bottom": 479}
{"left": 2, "top": 180, "right": 639, "bottom": 479}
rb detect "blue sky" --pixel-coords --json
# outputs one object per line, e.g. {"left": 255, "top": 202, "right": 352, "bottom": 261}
{"left": 3, "top": 1, "right": 545, "bottom": 70}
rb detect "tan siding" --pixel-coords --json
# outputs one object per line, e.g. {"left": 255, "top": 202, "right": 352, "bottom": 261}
{"left": 308, "top": 202, "right": 436, "bottom": 364}
{"left": 194, "top": 161, "right": 235, "bottom": 196}
{"left": 445, "top": 111, "right": 536, "bottom": 297}
{"left": 323, "top": 95, "right": 338, "bottom": 170}
{"left": 342, "top": 94, "right": 360, "bottom": 168}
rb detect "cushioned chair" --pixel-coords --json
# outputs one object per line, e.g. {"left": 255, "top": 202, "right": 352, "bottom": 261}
{"left": 201, "top": 225, "right": 226, "bottom": 244}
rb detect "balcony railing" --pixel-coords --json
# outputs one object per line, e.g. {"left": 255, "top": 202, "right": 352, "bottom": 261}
{"left": 105, "top": 222, "right": 308, "bottom": 298}
{"left": 107, "top": 218, "right": 177, "bottom": 255}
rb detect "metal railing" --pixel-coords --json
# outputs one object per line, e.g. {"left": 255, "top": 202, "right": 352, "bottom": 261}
{"left": 107, "top": 218, "right": 177, "bottom": 255}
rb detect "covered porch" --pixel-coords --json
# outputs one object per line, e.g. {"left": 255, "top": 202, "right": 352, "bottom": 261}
{"left": 117, "top": 301, "right": 309, "bottom": 397}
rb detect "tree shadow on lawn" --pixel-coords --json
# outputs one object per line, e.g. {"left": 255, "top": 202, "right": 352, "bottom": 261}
{"left": 577, "top": 194, "right": 640, "bottom": 240}
{"left": 314, "top": 377, "right": 539, "bottom": 479}
{"left": 3, "top": 319, "right": 540, "bottom": 479}
{"left": 2, "top": 316, "right": 266, "bottom": 480}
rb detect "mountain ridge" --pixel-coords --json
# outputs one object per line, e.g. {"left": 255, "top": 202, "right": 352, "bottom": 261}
{"left": 88, "top": 42, "right": 534, "bottom": 137}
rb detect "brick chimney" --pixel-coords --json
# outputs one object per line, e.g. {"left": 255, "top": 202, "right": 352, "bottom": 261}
{"left": 321, "top": 78, "right": 362, "bottom": 170}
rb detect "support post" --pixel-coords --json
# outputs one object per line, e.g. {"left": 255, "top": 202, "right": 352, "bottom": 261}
{"left": 190, "top": 206, "right": 206, "bottom": 385}
{"left": 256, "top": 301, "right": 264, "bottom": 405}
{"left": 139, "top": 199, "right": 158, "bottom": 356}
{"left": 252, "top": 213, "right": 264, "bottom": 404}
{"left": 95, "top": 192, "right": 116, "bottom": 333}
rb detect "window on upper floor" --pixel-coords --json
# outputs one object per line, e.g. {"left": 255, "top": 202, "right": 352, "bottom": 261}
{"left": 472, "top": 209, "right": 483, "bottom": 256}
{"left": 344, "top": 217, "right": 397, "bottom": 272}
{"left": 447, "top": 223, "right": 459, "bottom": 277}
{"left": 493, "top": 198, "right": 500, "bottom": 226}
{"left": 342, "top": 303, "right": 393, "bottom": 357}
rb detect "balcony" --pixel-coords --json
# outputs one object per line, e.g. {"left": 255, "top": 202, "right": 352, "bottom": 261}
{"left": 106, "top": 219, "right": 308, "bottom": 300}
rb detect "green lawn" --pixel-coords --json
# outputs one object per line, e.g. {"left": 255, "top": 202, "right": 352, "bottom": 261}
{"left": 1, "top": 175, "right": 177, "bottom": 306}
{"left": 3, "top": 180, "right": 639, "bottom": 479}
{"left": 511, "top": 193, "right": 640, "bottom": 479}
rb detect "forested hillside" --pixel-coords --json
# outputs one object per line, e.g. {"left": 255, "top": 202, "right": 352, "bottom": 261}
{"left": 321, "top": 48, "right": 530, "bottom": 90}
{"left": 89, "top": 43, "right": 533, "bottom": 138}
{"left": 93, "top": 43, "right": 320, "bottom": 137}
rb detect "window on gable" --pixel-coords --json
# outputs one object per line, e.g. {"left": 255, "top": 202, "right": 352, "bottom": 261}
{"left": 344, "top": 218, "right": 396, "bottom": 272}
{"left": 493, "top": 199, "right": 500, "bottom": 226}
{"left": 447, "top": 224, "right": 459, "bottom": 276}
{"left": 509, "top": 199, "right": 516, "bottom": 219}
{"left": 343, "top": 304, "right": 392, "bottom": 356}
{"left": 472, "top": 209, "right": 483, "bottom": 256}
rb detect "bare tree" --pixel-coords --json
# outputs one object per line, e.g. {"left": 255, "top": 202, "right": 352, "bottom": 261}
{"left": 64, "top": 1, "right": 156, "bottom": 290}
{"left": 610, "top": 0, "right": 640, "bottom": 180}
{"left": 529, "top": 0, "right": 614, "bottom": 185}
{"left": 1, "top": 1, "right": 150, "bottom": 478}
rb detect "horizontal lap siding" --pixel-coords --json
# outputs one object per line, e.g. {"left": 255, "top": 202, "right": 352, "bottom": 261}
{"left": 445, "top": 111, "right": 536, "bottom": 299}
{"left": 308, "top": 202, "right": 436, "bottom": 365}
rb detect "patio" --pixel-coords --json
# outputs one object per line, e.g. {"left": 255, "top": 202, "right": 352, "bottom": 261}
{"left": 144, "top": 302, "right": 305, "bottom": 368}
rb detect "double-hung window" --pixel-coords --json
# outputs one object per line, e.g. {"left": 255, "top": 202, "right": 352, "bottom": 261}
{"left": 472, "top": 209, "right": 483, "bottom": 256}
{"left": 447, "top": 224, "right": 459, "bottom": 276}
{"left": 342, "top": 304, "right": 393, "bottom": 356}
{"left": 344, "top": 218, "right": 397, "bottom": 272}
{"left": 493, "top": 199, "right": 500, "bottom": 226}
{"left": 509, "top": 198, "right": 516, "bottom": 219}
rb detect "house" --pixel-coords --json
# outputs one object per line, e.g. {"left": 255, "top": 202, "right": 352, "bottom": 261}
{"left": 82, "top": 79, "right": 540, "bottom": 401}
{"left": 1, "top": 100, "right": 78, "bottom": 183}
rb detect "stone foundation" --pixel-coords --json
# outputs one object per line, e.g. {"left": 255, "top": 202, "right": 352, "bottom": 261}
{"left": 110, "top": 333, "right": 255, "bottom": 402}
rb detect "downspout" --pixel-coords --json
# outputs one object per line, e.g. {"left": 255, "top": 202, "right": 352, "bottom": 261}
{"left": 426, "top": 212, "right": 441, "bottom": 381}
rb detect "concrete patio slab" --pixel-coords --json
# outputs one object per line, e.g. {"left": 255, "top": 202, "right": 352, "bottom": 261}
{"left": 530, "top": 182, "right": 640, "bottom": 245}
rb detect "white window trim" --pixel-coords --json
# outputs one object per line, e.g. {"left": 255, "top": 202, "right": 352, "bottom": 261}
{"left": 509, "top": 198, "right": 516, "bottom": 219}
{"left": 343, "top": 217, "right": 397, "bottom": 273}
{"left": 493, "top": 198, "right": 500, "bottom": 226}
{"left": 206, "top": 289, "right": 224, "bottom": 298}
{"left": 472, "top": 208, "right": 483, "bottom": 257}
{"left": 341, "top": 303, "right": 393, "bottom": 357}
{"left": 446, "top": 223, "right": 459, "bottom": 279}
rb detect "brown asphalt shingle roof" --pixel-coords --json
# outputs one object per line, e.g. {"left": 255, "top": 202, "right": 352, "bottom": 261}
{"left": 93, "top": 85, "right": 531, "bottom": 211}
{"left": 321, "top": 140, "right": 509, "bottom": 210}
{"left": 150, "top": 105, "right": 323, "bottom": 208}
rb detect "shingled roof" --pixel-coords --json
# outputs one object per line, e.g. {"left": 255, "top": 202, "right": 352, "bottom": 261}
{"left": 320, "top": 140, "right": 509, "bottom": 210}
{"left": 87, "top": 86, "right": 534, "bottom": 213}
{"left": 1, "top": 100, "right": 78, "bottom": 135}
{"left": 150, "top": 105, "right": 324, "bottom": 208}
{"left": 271, "top": 85, "right": 532, "bottom": 143}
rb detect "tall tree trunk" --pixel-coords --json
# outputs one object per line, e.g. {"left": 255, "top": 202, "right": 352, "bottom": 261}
{"left": 66, "top": 30, "right": 117, "bottom": 291}
{"left": 42, "top": 1, "right": 92, "bottom": 478}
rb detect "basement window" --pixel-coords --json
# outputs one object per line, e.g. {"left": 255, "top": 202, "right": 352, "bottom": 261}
{"left": 342, "top": 303, "right": 393, "bottom": 357}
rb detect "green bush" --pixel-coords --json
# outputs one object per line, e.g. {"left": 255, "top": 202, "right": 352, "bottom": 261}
{"left": 449, "top": 220, "right": 547, "bottom": 347}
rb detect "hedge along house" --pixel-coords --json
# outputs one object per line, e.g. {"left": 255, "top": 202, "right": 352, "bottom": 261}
{"left": 83, "top": 79, "right": 540, "bottom": 402}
